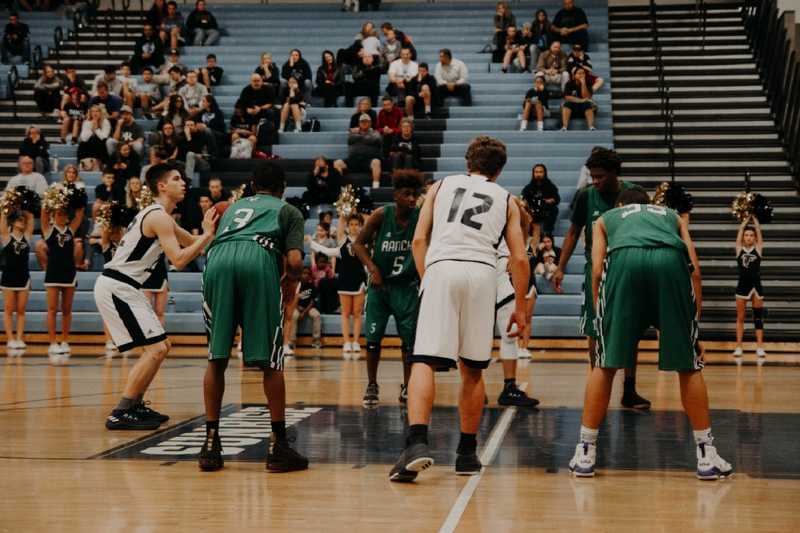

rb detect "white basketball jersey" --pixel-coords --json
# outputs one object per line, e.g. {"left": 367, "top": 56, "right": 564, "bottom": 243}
{"left": 105, "top": 203, "right": 166, "bottom": 284}
{"left": 425, "top": 174, "right": 510, "bottom": 268}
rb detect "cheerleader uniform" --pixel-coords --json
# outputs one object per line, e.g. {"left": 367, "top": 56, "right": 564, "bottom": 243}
{"left": 0, "top": 235, "right": 31, "bottom": 290}
{"left": 44, "top": 226, "right": 77, "bottom": 287}
{"left": 736, "top": 247, "right": 763, "bottom": 299}
{"left": 142, "top": 252, "right": 168, "bottom": 292}
{"left": 336, "top": 237, "right": 367, "bottom": 295}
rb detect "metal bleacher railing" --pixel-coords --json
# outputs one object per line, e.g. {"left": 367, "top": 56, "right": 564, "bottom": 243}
{"left": 649, "top": 0, "right": 677, "bottom": 181}
{"left": 743, "top": 0, "right": 800, "bottom": 185}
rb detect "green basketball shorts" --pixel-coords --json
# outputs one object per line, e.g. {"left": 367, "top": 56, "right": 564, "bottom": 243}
{"left": 579, "top": 263, "right": 597, "bottom": 339}
{"left": 364, "top": 279, "right": 420, "bottom": 348}
{"left": 202, "top": 241, "right": 285, "bottom": 370}
{"left": 594, "top": 247, "right": 703, "bottom": 372}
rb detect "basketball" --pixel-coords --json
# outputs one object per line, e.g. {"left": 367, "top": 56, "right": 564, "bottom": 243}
{"left": 213, "top": 201, "right": 230, "bottom": 229}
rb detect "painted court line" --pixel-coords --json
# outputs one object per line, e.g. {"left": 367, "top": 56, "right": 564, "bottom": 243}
{"left": 438, "top": 383, "right": 526, "bottom": 533}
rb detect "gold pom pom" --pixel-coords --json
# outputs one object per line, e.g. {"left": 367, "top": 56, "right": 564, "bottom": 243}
{"left": 731, "top": 192, "right": 755, "bottom": 222}
{"left": 96, "top": 202, "right": 114, "bottom": 229}
{"left": 229, "top": 184, "right": 246, "bottom": 203}
{"left": 137, "top": 185, "right": 155, "bottom": 210}
{"left": 652, "top": 182, "right": 669, "bottom": 206}
{"left": 43, "top": 183, "right": 68, "bottom": 213}
{"left": 0, "top": 188, "right": 21, "bottom": 215}
{"left": 334, "top": 184, "right": 360, "bottom": 218}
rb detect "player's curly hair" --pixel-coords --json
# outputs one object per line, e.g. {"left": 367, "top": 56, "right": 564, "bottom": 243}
{"left": 617, "top": 188, "right": 650, "bottom": 206}
{"left": 585, "top": 147, "right": 622, "bottom": 175}
{"left": 392, "top": 169, "right": 424, "bottom": 192}
{"left": 465, "top": 136, "right": 507, "bottom": 178}
{"left": 252, "top": 160, "right": 287, "bottom": 194}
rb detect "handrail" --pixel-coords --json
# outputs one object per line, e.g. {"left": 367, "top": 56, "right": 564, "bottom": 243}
{"left": 106, "top": 8, "right": 112, "bottom": 57}
{"left": 72, "top": 10, "right": 81, "bottom": 59}
{"left": 31, "top": 44, "right": 43, "bottom": 74}
{"left": 122, "top": 0, "right": 131, "bottom": 36}
{"left": 8, "top": 65, "right": 19, "bottom": 119}
{"left": 53, "top": 26, "right": 64, "bottom": 72}
{"left": 649, "top": 0, "right": 677, "bottom": 182}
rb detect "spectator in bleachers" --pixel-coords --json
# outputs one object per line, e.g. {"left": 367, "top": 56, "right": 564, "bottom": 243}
{"left": 388, "top": 118, "right": 420, "bottom": 171}
{"left": 197, "top": 94, "right": 226, "bottom": 148}
{"left": 377, "top": 95, "right": 403, "bottom": 155}
{"left": 59, "top": 66, "right": 88, "bottom": 109}
{"left": 386, "top": 48, "right": 417, "bottom": 104}
{"left": 178, "top": 70, "right": 208, "bottom": 115}
{"left": 110, "top": 141, "right": 142, "bottom": 182}
{"left": 239, "top": 73, "right": 276, "bottom": 128}
{"left": 519, "top": 75, "right": 550, "bottom": 131}
{"left": 60, "top": 90, "right": 87, "bottom": 144}
{"left": 131, "top": 23, "right": 165, "bottom": 74}
{"left": 522, "top": 163, "right": 560, "bottom": 234}
{"left": 360, "top": 0, "right": 381, "bottom": 12}
{"left": 529, "top": 10, "right": 552, "bottom": 67}
{"left": 2, "top": 13, "right": 30, "bottom": 65}
{"left": 161, "top": 1, "right": 186, "bottom": 51}
{"left": 229, "top": 104, "right": 256, "bottom": 157}
{"left": 380, "top": 27, "right": 402, "bottom": 68}
{"left": 179, "top": 119, "right": 211, "bottom": 179}
{"left": 519, "top": 23, "right": 535, "bottom": 69}
{"left": 134, "top": 67, "right": 160, "bottom": 119}
{"left": 334, "top": 113, "right": 383, "bottom": 189}
{"left": 19, "top": 126, "right": 49, "bottom": 175}
{"left": 435, "top": 49, "right": 472, "bottom": 107}
{"left": 337, "top": 21, "right": 378, "bottom": 67}
{"left": 140, "top": 147, "right": 167, "bottom": 180}
{"left": 5, "top": 156, "right": 47, "bottom": 196}
{"left": 380, "top": 23, "right": 415, "bottom": 60}
{"left": 107, "top": 105, "right": 145, "bottom": 157}
{"left": 405, "top": 62, "right": 436, "bottom": 118}
{"left": 207, "top": 177, "right": 230, "bottom": 204}
{"left": 567, "top": 43, "right": 604, "bottom": 92}
{"left": 500, "top": 25, "right": 526, "bottom": 73}
{"left": 346, "top": 53, "right": 381, "bottom": 107}
{"left": 199, "top": 53, "right": 224, "bottom": 88}
{"left": 278, "top": 77, "right": 307, "bottom": 133}
{"left": 536, "top": 40, "right": 569, "bottom": 92}
{"left": 158, "top": 94, "right": 189, "bottom": 130}
{"left": 534, "top": 233, "right": 560, "bottom": 281}
{"left": 33, "top": 65, "right": 63, "bottom": 116}
{"left": 285, "top": 266, "right": 324, "bottom": 351}
{"left": 255, "top": 52, "right": 281, "bottom": 94}
{"left": 186, "top": 0, "right": 220, "bottom": 46}
{"left": 92, "top": 171, "right": 125, "bottom": 217}
{"left": 349, "top": 97, "right": 377, "bottom": 132}
{"left": 281, "top": 49, "right": 313, "bottom": 98}
{"left": 314, "top": 50, "right": 344, "bottom": 108}
{"left": 77, "top": 105, "right": 112, "bottom": 171}
{"left": 303, "top": 156, "right": 343, "bottom": 206}
{"left": 551, "top": 0, "right": 590, "bottom": 50}
{"left": 561, "top": 66, "right": 596, "bottom": 131}
{"left": 150, "top": 122, "right": 180, "bottom": 161}
{"left": 311, "top": 252, "right": 338, "bottom": 313}
{"left": 492, "top": 1, "right": 516, "bottom": 52}
{"left": 146, "top": 0, "right": 168, "bottom": 29}
{"left": 92, "top": 65, "right": 123, "bottom": 98}
{"left": 152, "top": 65, "right": 186, "bottom": 109}
{"left": 125, "top": 175, "right": 144, "bottom": 208}
{"left": 88, "top": 81, "right": 123, "bottom": 123}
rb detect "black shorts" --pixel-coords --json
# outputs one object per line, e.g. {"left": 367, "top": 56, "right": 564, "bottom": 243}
{"left": 347, "top": 155, "right": 377, "bottom": 173}
{"left": 563, "top": 101, "right": 594, "bottom": 116}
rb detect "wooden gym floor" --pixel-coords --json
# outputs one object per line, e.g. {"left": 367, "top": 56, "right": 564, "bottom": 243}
{"left": 1, "top": 341, "right": 799, "bottom": 532}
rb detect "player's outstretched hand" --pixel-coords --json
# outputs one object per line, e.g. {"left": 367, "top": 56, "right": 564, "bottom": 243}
{"left": 551, "top": 267, "right": 564, "bottom": 293}
{"left": 201, "top": 208, "right": 220, "bottom": 234}
{"left": 507, "top": 309, "right": 527, "bottom": 338}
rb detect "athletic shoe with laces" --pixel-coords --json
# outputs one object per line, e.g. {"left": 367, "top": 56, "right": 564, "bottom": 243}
{"left": 198, "top": 429, "right": 224, "bottom": 471}
{"left": 362, "top": 382, "right": 379, "bottom": 407}
{"left": 516, "top": 347, "right": 532, "bottom": 359}
{"left": 59, "top": 342, "right": 71, "bottom": 354}
{"left": 497, "top": 383, "right": 540, "bottom": 408}
{"left": 389, "top": 442, "right": 434, "bottom": 482}
{"left": 756, "top": 348, "right": 767, "bottom": 358}
{"left": 104, "top": 340, "right": 117, "bottom": 352}
{"left": 455, "top": 452, "right": 482, "bottom": 475}
{"left": 732, "top": 347, "right": 743, "bottom": 358}
{"left": 569, "top": 442, "right": 596, "bottom": 477}
{"left": 135, "top": 401, "right": 169, "bottom": 424}
{"left": 283, "top": 344, "right": 294, "bottom": 356}
{"left": 105, "top": 408, "right": 162, "bottom": 430}
{"left": 696, "top": 443, "right": 734, "bottom": 480}
{"left": 398, "top": 384, "right": 408, "bottom": 404}
{"left": 266, "top": 433, "right": 309, "bottom": 472}
{"left": 352, "top": 342, "right": 361, "bottom": 353}
{"left": 621, "top": 390, "right": 651, "bottom": 410}
{"left": 343, "top": 342, "right": 353, "bottom": 353}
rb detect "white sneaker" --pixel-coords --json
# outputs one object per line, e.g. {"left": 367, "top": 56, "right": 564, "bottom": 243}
{"left": 283, "top": 344, "right": 294, "bottom": 356}
{"left": 696, "top": 443, "right": 734, "bottom": 480}
{"left": 519, "top": 120, "right": 527, "bottom": 131}
{"left": 517, "top": 347, "right": 532, "bottom": 359}
{"left": 352, "top": 342, "right": 361, "bottom": 353}
{"left": 14, "top": 339, "right": 26, "bottom": 349}
{"left": 569, "top": 442, "right": 596, "bottom": 477}
{"left": 48, "top": 343, "right": 62, "bottom": 365}
{"left": 343, "top": 342, "right": 353, "bottom": 353}
{"left": 732, "top": 347, "right": 743, "bottom": 358}
{"left": 294, "top": 127, "right": 302, "bottom": 133}
{"left": 756, "top": 348, "right": 767, "bottom": 358}
{"left": 59, "top": 342, "right": 71, "bottom": 354}
{"left": 104, "top": 340, "right": 117, "bottom": 352}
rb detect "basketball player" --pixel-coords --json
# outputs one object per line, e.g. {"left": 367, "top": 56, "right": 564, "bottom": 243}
{"left": 495, "top": 197, "right": 539, "bottom": 407}
{"left": 733, "top": 216, "right": 766, "bottom": 358}
{"left": 95, "top": 163, "right": 218, "bottom": 430}
{"left": 569, "top": 189, "right": 733, "bottom": 480}
{"left": 389, "top": 136, "right": 529, "bottom": 482}
{"left": 352, "top": 170, "right": 423, "bottom": 407}
{"left": 199, "top": 161, "right": 308, "bottom": 473}
{"left": 552, "top": 148, "right": 651, "bottom": 410}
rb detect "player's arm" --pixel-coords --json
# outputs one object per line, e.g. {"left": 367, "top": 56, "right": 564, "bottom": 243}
{"left": 280, "top": 205, "right": 305, "bottom": 304}
{"left": 411, "top": 180, "right": 442, "bottom": 280}
{"left": 147, "top": 208, "right": 217, "bottom": 270}
{"left": 68, "top": 207, "right": 84, "bottom": 234}
{"left": 40, "top": 205, "right": 51, "bottom": 236}
{"left": 23, "top": 210, "right": 34, "bottom": 242}
{"left": 679, "top": 215, "right": 703, "bottom": 318}
{"left": 173, "top": 220, "right": 204, "bottom": 247}
{"left": 505, "top": 198, "right": 531, "bottom": 335}
{"left": 752, "top": 215, "right": 764, "bottom": 256}
{"left": 553, "top": 222, "right": 581, "bottom": 293}
{"left": 591, "top": 218, "right": 607, "bottom": 311}
{"left": 353, "top": 206, "right": 385, "bottom": 286}
{"left": 735, "top": 217, "right": 746, "bottom": 255}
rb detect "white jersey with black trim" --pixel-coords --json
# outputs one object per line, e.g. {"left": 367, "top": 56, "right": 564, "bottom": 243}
{"left": 105, "top": 203, "right": 166, "bottom": 284}
{"left": 425, "top": 173, "right": 511, "bottom": 269}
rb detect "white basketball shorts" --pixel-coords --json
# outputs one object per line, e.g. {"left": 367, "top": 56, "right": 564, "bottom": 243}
{"left": 94, "top": 273, "right": 167, "bottom": 352}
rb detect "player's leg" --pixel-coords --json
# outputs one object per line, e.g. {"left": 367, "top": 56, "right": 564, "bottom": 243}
{"left": 14, "top": 288, "right": 27, "bottom": 347}
{"left": 363, "top": 287, "right": 390, "bottom": 406}
{"left": 352, "top": 290, "right": 364, "bottom": 353}
{"left": 339, "top": 293, "right": 353, "bottom": 353}
{"left": 517, "top": 287, "right": 536, "bottom": 358}
{"left": 3, "top": 289, "right": 16, "bottom": 348}
{"left": 456, "top": 361, "right": 486, "bottom": 475}
{"left": 59, "top": 286, "right": 75, "bottom": 348}
{"left": 496, "top": 285, "right": 538, "bottom": 407}
{"left": 46, "top": 286, "right": 59, "bottom": 358}
{"left": 391, "top": 283, "right": 421, "bottom": 402}
{"left": 734, "top": 297, "right": 746, "bottom": 357}
{"left": 752, "top": 295, "right": 766, "bottom": 357}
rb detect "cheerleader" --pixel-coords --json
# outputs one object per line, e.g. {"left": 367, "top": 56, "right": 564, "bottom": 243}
{"left": 41, "top": 201, "right": 83, "bottom": 362}
{"left": 100, "top": 221, "right": 125, "bottom": 353}
{"left": 143, "top": 253, "right": 169, "bottom": 327}
{"left": 310, "top": 212, "right": 367, "bottom": 357}
{"left": 734, "top": 215, "right": 766, "bottom": 358}
{"left": 1, "top": 209, "right": 34, "bottom": 352}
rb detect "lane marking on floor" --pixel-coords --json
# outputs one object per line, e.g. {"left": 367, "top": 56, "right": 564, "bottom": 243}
{"left": 438, "top": 383, "right": 526, "bottom": 533}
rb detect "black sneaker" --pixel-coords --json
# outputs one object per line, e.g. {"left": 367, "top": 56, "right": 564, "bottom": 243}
{"left": 363, "top": 382, "right": 379, "bottom": 407}
{"left": 198, "top": 429, "right": 224, "bottom": 472}
{"left": 105, "top": 408, "right": 162, "bottom": 430}
{"left": 621, "top": 390, "right": 652, "bottom": 410}
{"left": 497, "top": 384, "right": 540, "bottom": 408}
{"left": 398, "top": 384, "right": 408, "bottom": 404}
{"left": 267, "top": 434, "right": 309, "bottom": 473}
{"left": 455, "top": 452, "right": 482, "bottom": 476}
{"left": 135, "top": 401, "right": 170, "bottom": 423}
{"left": 389, "top": 442, "right": 434, "bottom": 483}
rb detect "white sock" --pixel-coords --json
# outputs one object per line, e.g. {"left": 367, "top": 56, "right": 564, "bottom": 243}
{"left": 579, "top": 425, "right": 599, "bottom": 444}
{"left": 537, "top": 121, "right": 544, "bottom": 130}
{"left": 424, "top": 105, "right": 431, "bottom": 113}
{"left": 693, "top": 428, "right": 713, "bottom": 446}
{"left": 520, "top": 119, "right": 528, "bottom": 130}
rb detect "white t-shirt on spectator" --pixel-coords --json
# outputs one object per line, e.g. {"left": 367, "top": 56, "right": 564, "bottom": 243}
{"left": 361, "top": 36, "right": 381, "bottom": 56}
{"left": 178, "top": 82, "right": 208, "bottom": 108}
{"left": 435, "top": 59, "right": 469, "bottom": 85}
{"left": 388, "top": 59, "right": 419, "bottom": 82}
{"left": 5, "top": 172, "right": 49, "bottom": 196}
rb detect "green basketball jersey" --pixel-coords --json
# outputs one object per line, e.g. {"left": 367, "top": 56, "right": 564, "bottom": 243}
{"left": 208, "top": 194, "right": 305, "bottom": 256}
{"left": 572, "top": 180, "right": 643, "bottom": 259}
{"left": 372, "top": 204, "right": 419, "bottom": 283}
{"left": 603, "top": 204, "right": 687, "bottom": 254}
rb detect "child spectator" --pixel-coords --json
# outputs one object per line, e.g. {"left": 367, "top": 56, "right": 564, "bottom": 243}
{"left": 501, "top": 25, "right": 526, "bottom": 73}
{"left": 311, "top": 252, "right": 338, "bottom": 314}
{"left": 278, "top": 77, "right": 307, "bottom": 133}
{"left": 285, "top": 267, "right": 324, "bottom": 353}
{"left": 405, "top": 62, "right": 436, "bottom": 118}
{"left": 534, "top": 233, "right": 561, "bottom": 281}
{"left": 199, "top": 53, "right": 224, "bottom": 88}
{"left": 520, "top": 76, "right": 550, "bottom": 131}
{"left": 186, "top": 0, "right": 220, "bottom": 46}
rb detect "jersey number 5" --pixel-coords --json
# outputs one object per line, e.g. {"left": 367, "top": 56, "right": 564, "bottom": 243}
{"left": 221, "top": 208, "right": 254, "bottom": 233}
{"left": 447, "top": 187, "right": 495, "bottom": 230}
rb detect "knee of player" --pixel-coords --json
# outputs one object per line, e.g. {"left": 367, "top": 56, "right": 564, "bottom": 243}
{"left": 366, "top": 341, "right": 381, "bottom": 354}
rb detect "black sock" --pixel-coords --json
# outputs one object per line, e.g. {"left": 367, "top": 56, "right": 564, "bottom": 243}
{"left": 115, "top": 396, "right": 137, "bottom": 411}
{"left": 504, "top": 378, "right": 516, "bottom": 388}
{"left": 271, "top": 420, "right": 287, "bottom": 442}
{"left": 624, "top": 376, "right": 636, "bottom": 393}
{"left": 206, "top": 420, "right": 219, "bottom": 434}
{"left": 406, "top": 424, "right": 428, "bottom": 446}
{"left": 457, "top": 433, "right": 477, "bottom": 455}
